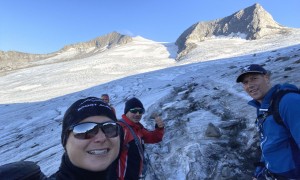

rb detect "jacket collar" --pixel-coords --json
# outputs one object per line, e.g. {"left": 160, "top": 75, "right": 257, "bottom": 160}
{"left": 248, "top": 84, "right": 281, "bottom": 109}
{"left": 121, "top": 114, "right": 143, "bottom": 128}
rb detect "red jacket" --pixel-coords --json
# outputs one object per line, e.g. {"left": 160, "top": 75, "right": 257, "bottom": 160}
{"left": 117, "top": 114, "right": 164, "bottom": 180}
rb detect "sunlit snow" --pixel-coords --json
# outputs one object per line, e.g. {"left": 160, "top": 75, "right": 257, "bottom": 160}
{"left": 0, "top": 32, "right": 300, "bottom": 179}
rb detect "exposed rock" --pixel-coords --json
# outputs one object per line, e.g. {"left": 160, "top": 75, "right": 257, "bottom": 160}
{"left": 205, "top": 123, "right": 222, "bottom": 137}
{"left": 143, "top": 78, "right": 261, "bottom": 179}
{"left": 59, "top": 31, "right": 132, "bottom": 52}
{"left": 0, "top": 51, "right": 53, "bottom": 73}
{"left": 175, "top": 3, "right": 289, "bottom": 60}
{"left": 0, "top": 32, "right": 132, "bottom": 73}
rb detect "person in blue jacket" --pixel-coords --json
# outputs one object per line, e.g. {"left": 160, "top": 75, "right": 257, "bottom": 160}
{"left": 236, "top": 64, "right": 300, "bottom": 179}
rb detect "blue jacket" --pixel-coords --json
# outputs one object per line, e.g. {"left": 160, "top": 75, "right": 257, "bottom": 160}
{"left": 248, "top": 84, "right": 300, "bottom": 178}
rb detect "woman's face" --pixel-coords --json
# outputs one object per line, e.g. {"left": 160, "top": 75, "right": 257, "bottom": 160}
{"left": 66, "top": 116, "right": 120, "bottom": 171}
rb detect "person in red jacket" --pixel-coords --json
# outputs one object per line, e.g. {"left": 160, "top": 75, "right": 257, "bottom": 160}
{"left": 117, "top": 97, "right": 164, "bottom": 180}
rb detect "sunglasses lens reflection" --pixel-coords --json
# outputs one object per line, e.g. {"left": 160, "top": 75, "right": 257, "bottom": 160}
{"left": 72, "top": 122, "right": 118, "bottom": 139}
{"left": 129, "top": 108, "right": 145, "bottom": 114}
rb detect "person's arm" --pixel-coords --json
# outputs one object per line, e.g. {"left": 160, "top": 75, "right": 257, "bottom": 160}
{"left": 142, "top": 127, "right": 164, "bottom": 143}
{"left": 141, "top": 115, "right": 164, "bottom": 143}
{"left": 154, "top": 116, "right": 164, "bottom": 128}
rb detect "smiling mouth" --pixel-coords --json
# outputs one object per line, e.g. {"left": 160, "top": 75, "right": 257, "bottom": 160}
{"left": 249, "top": 88, "right": 257, "bottom": 94}
{"left": 88, "top": 149, "right": 109, "bottom": 155}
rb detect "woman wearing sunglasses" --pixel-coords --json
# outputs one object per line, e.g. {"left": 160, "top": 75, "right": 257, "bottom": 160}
{"left": 0, "top": 97, "right": 121, "bottom": 180}
{"left": 50, "top": 96, "right": 121, "bottom": 179}
{"left": 118, "top": 97, "right": 164, "bottom": 180}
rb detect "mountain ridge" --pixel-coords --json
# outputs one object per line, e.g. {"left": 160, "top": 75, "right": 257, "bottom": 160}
{"left": 0, "top": 32, "right": 132, "bottom": 73}
{"left": 1, "top": 3, "right": 299, "bottom": 73}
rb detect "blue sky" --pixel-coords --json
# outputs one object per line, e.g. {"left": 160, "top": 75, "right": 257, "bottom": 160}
{"left": 1, "top": 0, "right": 299, "bottom": 54}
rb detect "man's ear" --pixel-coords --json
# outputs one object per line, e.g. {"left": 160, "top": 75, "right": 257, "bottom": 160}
{"left": 264, "top": 74, "right": 271, "bottom": 85}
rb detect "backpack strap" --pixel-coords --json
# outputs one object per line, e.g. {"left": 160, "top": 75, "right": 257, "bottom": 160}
{"left": 270, "top": 89, "right": 300, "bottom": 126}
{"left": 119, "top": 119, "right": 148, "bottom": 177}
{"left": 119, "top": 119, "right": 144, "bottom": 157}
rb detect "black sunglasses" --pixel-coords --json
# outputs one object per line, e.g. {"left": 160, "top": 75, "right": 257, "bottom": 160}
{"left": 129, "top": 108, "right": 145, "bottom": 114}
{"left": 69, "top": 121, "right": 119, "bottom": 139}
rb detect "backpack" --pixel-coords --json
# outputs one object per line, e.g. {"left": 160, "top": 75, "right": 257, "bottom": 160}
{"left": 118, "top": 119, "right": 149, "bottom": 178}
{"left": 0, "top": 161, "right": 46, "bottom": 180}
{"left": 269, "top": 88, "right": 300, "bottom": 126}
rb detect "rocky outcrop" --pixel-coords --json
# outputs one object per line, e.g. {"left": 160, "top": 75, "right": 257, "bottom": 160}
{"left": 175, "top": 3, "right": 289, "bottom": 60}
{"left": 59, "top": 31, "right": 132, "bottom": 52}
{"left": 0, "top": 51, "right": 53, "bottom": 73}
{"left": 144, "top": 81, "right": 260, "bottom": 180}
{"left": 0, "top": 32, "right": 132, "bottom": 73}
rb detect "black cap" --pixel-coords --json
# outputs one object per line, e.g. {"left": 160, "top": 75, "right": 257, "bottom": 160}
{"left": 124, "top": 97, "right": 144, "bottom": 114}
{"left": 61, "top": 97, "right": 117, "bottom": 147}
{"left": 236, "top": 64, "right": 269, "bottom": 83}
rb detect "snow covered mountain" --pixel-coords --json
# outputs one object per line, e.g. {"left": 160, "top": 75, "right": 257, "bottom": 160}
{"left": 175, "top": 3, "right": 291, "bottom": 60}
{"left": 0, "top": 32, "right": 133, "bottom": 73}
{"left": 0, "top": 3, "right": 300, "bottom": 180}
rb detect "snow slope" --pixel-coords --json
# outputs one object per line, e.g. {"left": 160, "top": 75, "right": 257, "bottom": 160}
{"left": 0, "top": 31, "right": 300, "bottom": 179}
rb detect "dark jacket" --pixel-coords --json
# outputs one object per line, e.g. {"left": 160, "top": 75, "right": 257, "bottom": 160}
{"left": 0, "top": 153, "right": 119, "bottom": 180}
{"left": 0, "top": 161, "right": 46, "bottom": 180}
{"left": 48, "top": 153, "right": 118, "bottom": 180}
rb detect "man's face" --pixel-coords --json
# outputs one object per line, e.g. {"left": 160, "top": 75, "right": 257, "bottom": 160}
{"left": 241, "top": 73, "right": 271, "bottom": 103}
{"left": 101, "top": 95, "right": 109, "bottom": 104}
{"left": 125, "top": 107, "right": 144, "bottom": 123}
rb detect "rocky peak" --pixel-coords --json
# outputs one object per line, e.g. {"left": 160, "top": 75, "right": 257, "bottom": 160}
{"left": 175, "top": 3, "right": 288, "bottom": 60}
{"left": 59, "top": 31, "right": 132, "bottom": 52}
{"left": 0, "top": 32, "right": 133, "bottom": 73}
